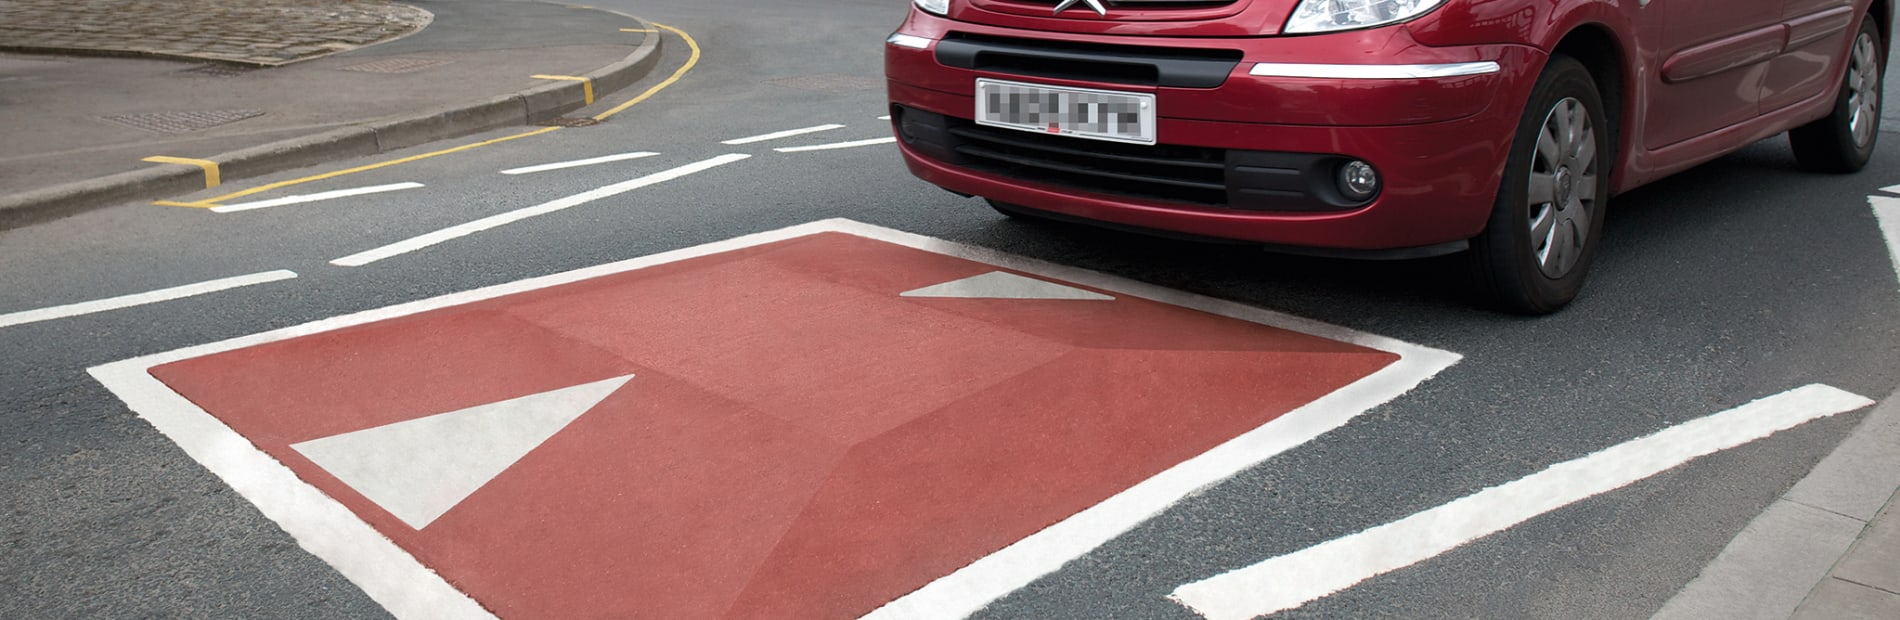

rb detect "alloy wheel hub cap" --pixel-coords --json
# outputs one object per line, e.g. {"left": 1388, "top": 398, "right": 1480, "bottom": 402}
{"left": 1554, "top": 166, "right": 1575, "bottom": 207}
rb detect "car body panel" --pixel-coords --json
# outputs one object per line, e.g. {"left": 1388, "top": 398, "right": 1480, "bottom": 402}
{"left": 885, "top": 0, "right": 1882, "bottom": 251}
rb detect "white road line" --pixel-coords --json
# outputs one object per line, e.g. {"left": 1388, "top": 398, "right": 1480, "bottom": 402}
{"left": 330, "top": 153, "right": 751, "bottom": 267}
{"left": 1168, "top": 384, "right": 1875, "bottom": 620}
{"left": 211, "top": 183, "right": 425, "bottom": 213}
{"left": 0, "top": 270, "right": 298, "bottom": 329}
{"left": 1878, "top": 184, "right": 1900, "bottom": 195}
{"left": 774, "top": 137, "right": 897, "bottom": 153}
{"left": 876, "top": 115, "right": 891, "bottom": 120}
{"left": 500, "top": 152, "right": 660, "bottom": 175}
{"left": 720, "top": 124, "right": 846, "bottom": 145}
{"left": 1870, "top": 196, "right": 1900, "bottom": 288}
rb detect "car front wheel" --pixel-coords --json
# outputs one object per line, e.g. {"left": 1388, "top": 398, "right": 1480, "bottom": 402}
{"left": 1789, "top": 16, "right": 1884, "bottom": 173}
{"left": 1471, "top": 55, "right": 1612, "bottom": 314}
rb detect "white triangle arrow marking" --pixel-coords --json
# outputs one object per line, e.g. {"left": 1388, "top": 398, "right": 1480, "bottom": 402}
{"left": 291, "top": 374, "right": 633, "bottom": 530}
{"left": 900, "top": 271, "right": 1113, "bottom": 300}
{"left": 1871, "top": 196, "right": 1900, "bottom": 291}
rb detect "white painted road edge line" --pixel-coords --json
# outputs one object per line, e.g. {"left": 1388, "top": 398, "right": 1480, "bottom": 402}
{"left": 92, "top": 218, "right": 1457, "bottom": 620}
{"left": 87, "top": 361, "right": 496, "bottom": 620}
{"left": 331, "top": 153, "right": 751, "bottom": 267}
{"left": 721, "top": 124, "right": 846, "bottom": 145}
{"left": 1168, "top": 384, "right": 1875, "bottom": 620}
{"left": 212, "top": 183, "right": 425, "bottom": 213}
{"left": 857, "top": 225, "right": 1461, "bottom": 620}
{"left": 500, "top": 151, "right": 660, "bottom": 175}
{"left": 0, "top": 270, "right": 297, "bottom": 330}
{"left": 1868, "top": 196, "right": 1900, "bottom": 289}
{"left": 775, "top": 137, "right": 898, "bottom": 153}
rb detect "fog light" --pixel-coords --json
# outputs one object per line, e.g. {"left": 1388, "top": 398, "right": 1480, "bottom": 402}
{"left": 1337, "top": 160, "right": 1379, "bottom": 201}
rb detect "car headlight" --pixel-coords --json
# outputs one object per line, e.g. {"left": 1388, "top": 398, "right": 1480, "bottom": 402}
{"left": 914, "top": 0, "right": 949, "bottom": 15}
{"left": 1284, "top": 0, "right": 1448, "bottom": 34}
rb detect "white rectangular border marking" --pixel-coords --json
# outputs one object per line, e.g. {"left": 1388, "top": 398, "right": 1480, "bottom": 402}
{"left": 331, "top": 153, "right": 750, "bottom": 267}
{"left": 1169, "top": 384, "right": 1873, "bottom": 620}
{"left": 212, "top": 183, "right": 425, "bottom": 213}
{"left": 500, "top": 152, "right": 660, "bottom": 175}
{"left": 774, "top": 137, "right": 898, "bottom": 153}
{"left": 89, "top": 219, "right": 1459, "bottom": 620}
{"left": 1, "top": 270, "right": 297, "bottom": 330}
{"left": 721, "top": 124, "right": 846, "bottom": 145}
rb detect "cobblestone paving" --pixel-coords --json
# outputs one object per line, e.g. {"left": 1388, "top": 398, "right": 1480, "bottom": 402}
{"left": 0, "top": 0, "right": 431, "bottom": 66}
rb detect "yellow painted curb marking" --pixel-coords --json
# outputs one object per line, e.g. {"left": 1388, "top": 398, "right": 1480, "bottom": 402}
{"left": 175, "top": 127, "right": 561, "bottom": 207}
{"left": 143, "top": 156, "right": 220, "bottom": 188}
{"left": 594, "top": 22, "right": 699, "bottom": 122}
{"left": 620, "top": 28, "right": 656, "bottom": 33}
{"left": 532, "top": 74, "right": 594, "bottom": 105}
{"left": 154, "top": 200, "right": 217, "bottom": 209}
{"left": 150, "top": 24, "right": 700, "bottom": 207}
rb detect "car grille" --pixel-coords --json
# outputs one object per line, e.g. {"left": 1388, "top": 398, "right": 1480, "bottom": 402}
{"left": 947, "top": 119, "right": 1230, "bottom": 205}
{"left": 895, "top": 105, "right": 1369, "bottom": 212}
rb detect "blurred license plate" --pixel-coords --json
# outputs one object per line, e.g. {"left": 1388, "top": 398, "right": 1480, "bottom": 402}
{"left": 975, "top": 79, "right": 1155, "bottom": 145}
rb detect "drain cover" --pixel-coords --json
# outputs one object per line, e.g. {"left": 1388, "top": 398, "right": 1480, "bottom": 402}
{"left": 538, "top": 116, "right": 601, "bottom": 128}
{"left": 767, "top": 74, "right": 884, "bottom": 92}
{"left": 339, "top": 57, "right": 453, "bottom": 74}
{"left": 103, "top": 109, "right": 266, "bottom": 133}
{"left": 178, "top": 64, "right": 255, "bottom": 78}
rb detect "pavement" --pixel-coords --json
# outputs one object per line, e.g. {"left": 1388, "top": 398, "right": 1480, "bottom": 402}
{"left": 1, "top": 1, "right": 1896, "bottom": 617}
{"left": 1654, "top": 390, "right": 1900, "bottom": 619}
{"left": 0, "top": 0, "right": 662, "bottom": 229}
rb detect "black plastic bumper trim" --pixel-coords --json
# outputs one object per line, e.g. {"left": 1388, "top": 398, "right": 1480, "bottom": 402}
{"left": 935, "top": 33, "right": 1242, "bottom": 89}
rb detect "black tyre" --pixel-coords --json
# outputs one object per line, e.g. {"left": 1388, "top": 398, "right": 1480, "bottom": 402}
{"left": 1470, "top": 55, "right": 1612, "bottom": 315}
{"left": 1790, "top": 16, "right": 1884, "bottom": 173}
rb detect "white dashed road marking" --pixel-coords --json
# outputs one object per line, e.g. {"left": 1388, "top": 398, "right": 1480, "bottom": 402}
{"left": 0, "top": 270, "right": 298, "bottom": 330}
{"left": 500, "top": 152, "right": 660, "bottom": 175}
{"left": 212, "top": 183, "right": 426, "bottom": 213}
{"left": 1167, "top": 384, "right": 1874, "bottom": 620}
{"left": 330, "top": 153, "right": 751, "bottom": 267}
{"left": 721, "top": 123, "right": 846, "bottom": 145}
{"left": 775, "top": 137, "right": 898, "bottom": 153}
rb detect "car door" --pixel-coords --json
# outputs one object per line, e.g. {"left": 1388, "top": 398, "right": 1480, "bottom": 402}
{"left": 1762, "top": 0, "right": 1859, "bottom": 112}
{"left": 1643, "top": 0, "right": 1786, "bottom": 149}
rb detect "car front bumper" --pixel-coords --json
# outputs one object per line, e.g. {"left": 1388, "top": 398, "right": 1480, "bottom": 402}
{"left": 885, "top": 11, "right": 1548, "bottom": 251}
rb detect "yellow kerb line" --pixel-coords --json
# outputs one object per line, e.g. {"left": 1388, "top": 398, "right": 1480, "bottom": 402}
{"left": 620, "top": 28, "right": 656, "bottom": 33}
{"left": 594, "top": 22, "right": 699, "bottom": 121}
{"left": 162, "top": 127, "right": 561, "bottom": 207}
{"left": 142, "top": 156, "right": 220, "bottom": 189}
{"left": 533, "top": 74, "right": 594, "bottom": 105}
{"left": 147, "top": 24, "right": 699, "bottom": 207}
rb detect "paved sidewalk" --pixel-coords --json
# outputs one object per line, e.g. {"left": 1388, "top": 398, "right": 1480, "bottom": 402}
{"left": 0, "top": 0, "right": 662, "bottom": 228}
{"left": 0, "top": 0, "right": 433, "bottom": 66}
{"left": 1657, "top": 389, "right": 1900, "bottom": 620}
{"left": 1793, "top": 488, "right": 1900, "bottom": 619}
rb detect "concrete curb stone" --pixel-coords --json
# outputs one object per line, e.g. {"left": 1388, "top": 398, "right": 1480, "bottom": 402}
{"left": 0, "top": 8, "right": 665, "bottom": 231}
{"left": 1654, "top": 387, "right": 1900, "bottom": 620}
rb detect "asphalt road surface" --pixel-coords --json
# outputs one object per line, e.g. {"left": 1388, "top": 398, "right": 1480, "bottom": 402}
{"left": 5, "top": 0, "right": 1900, "bottom": 617}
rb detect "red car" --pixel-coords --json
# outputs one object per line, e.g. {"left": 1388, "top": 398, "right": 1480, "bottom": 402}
{"left": 885, "top": 0, "right": 1888, "bottom": 313}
